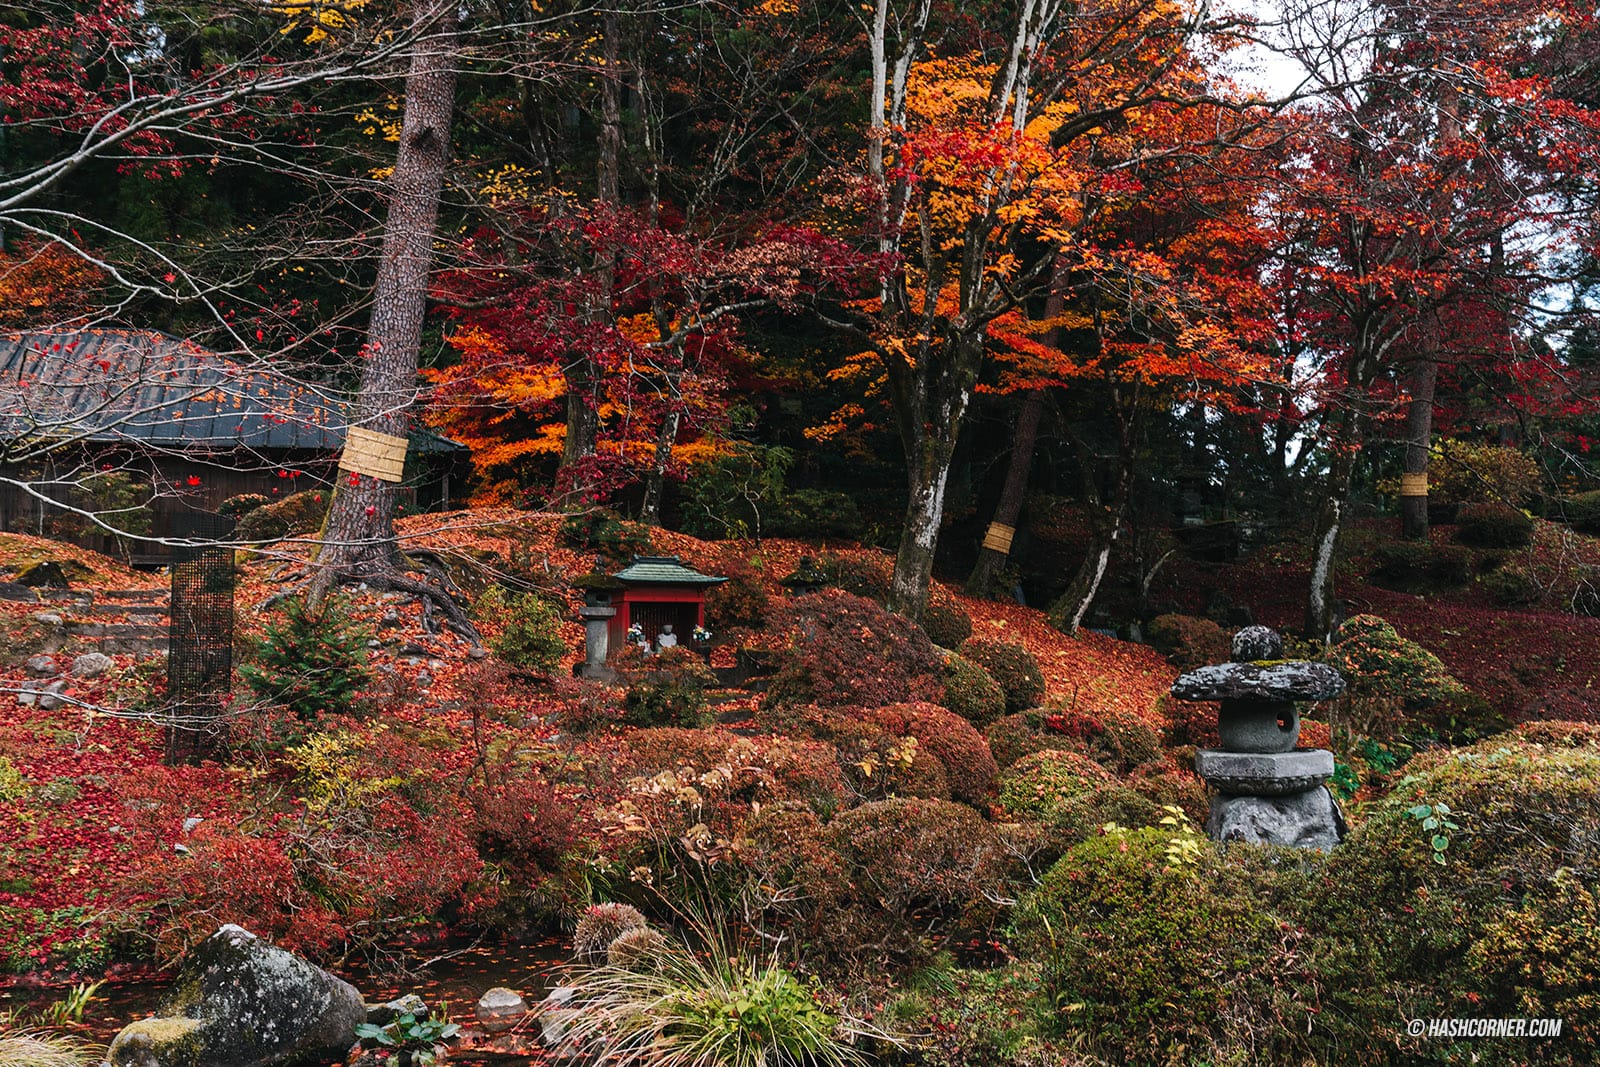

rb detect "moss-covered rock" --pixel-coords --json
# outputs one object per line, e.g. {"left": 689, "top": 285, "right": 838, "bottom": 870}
{"left": 108, "top": 924, "right": 366, "bottom": 1067}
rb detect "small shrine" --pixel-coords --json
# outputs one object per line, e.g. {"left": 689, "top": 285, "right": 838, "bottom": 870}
{"left": 605, "top": 555, "right": 725, "bottom": 654}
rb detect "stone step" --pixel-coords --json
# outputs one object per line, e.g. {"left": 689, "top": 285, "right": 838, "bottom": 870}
{"left": 85, "top": 603, "right": 168, "bottom": 618}
{"left": 65, "top": 621, "right": 169, "bottom": 639}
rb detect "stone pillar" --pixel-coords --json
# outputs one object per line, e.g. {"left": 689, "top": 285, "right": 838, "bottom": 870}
{"left": 579, "top": 605, "right": 616, "bottom": 680}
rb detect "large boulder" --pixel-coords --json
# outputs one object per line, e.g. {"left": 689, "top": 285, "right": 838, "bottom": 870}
{"left": 107, "top": 925, "right": 366, "bottom": 1067}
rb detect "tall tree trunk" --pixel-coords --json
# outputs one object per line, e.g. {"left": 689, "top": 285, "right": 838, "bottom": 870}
{"left": 1049, "top": 389, "right": 1138, "bottom": 635}
{"left": 315, "top": 0, "right": 457, "bottom": 585}
{"left": 1399, "top": 336, "right": 1439, "bottom": 539}
{"left": 638, "top": 405, "right": 679, "bottom": 525}
{"left": 557, "top": 11, "right": 623, "bottom": 495}
{"left": 886, "top": 335, "right": 979, "bottom": 621}
{"left": 965, "top": 388, "right": 1045, "bottom": 595}
{"left": 1307, "top": 409, "right": 1363, "bottom": 642}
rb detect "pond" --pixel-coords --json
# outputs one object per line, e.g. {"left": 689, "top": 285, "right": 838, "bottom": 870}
{"left": 2, "top": 935, "right": 570, "bottom": 1048}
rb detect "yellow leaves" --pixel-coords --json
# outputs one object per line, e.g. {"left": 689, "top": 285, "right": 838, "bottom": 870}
{"left": 477, "top": 164, "right": 535, "bottom": 206}
{"left": 272, "top": 0, "right": 367, "bottom": 45}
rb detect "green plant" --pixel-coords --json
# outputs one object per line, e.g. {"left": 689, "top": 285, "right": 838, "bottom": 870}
{"left": 217, "top": 493, "right": 270, "bottom": 518}
{"left": 1020, "top": 828, "right": 1317, "bottom": 1065}
{"left": 0, "top": 758, "right": 23, "bottom": 804}
{"left": 234, "top": 490, "right": 329, "bottom": 543}
{"left": 921, "top": 601, "right": 973, "bottom": 649}
{"left": 1144, "top": 614, "right": 1231, "bottom": 672}
{"left": 353, "top": 1011, "right": 460, "bottom": 1067}
{"left": 558, "top": 508, "right": 651, "bottom": 565}
{"left": 1370, "top": 540, "right": 1475, "bottom": 591}
{"left": 574, "top": 902, "right": 649, "bottom": 963}
{"left": 1454, "top": 502, "right": 1534, "bottom": 548}
{"left": 45, "top": 470, "right": 152, "bottom": 563}
{"left": 958, "top": 639, "right": 1045, "bottom": 713}
{"left": 938, "top": 652, "right": 1006, "bottom": 727}
{"left": 240, "top": 594, "right": 371, "bottom": 720}
{"left": 1404, "top": 801, "right": 1460, "bottom": 866}
{"left": 1433, "top": 439, "right": 1541, "bottom": 505}
{"left": 560, "top": 925, "right": 871, "bottom": 1067}
{"left": 612, "top": 646, "right": 717, "bottom": 728}
{"left": 476, "top": 586, "right": 567, "bottom": 675}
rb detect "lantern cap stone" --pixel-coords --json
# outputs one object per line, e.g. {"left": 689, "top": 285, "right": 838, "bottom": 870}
{"left": 1171, "top": 660, "right": 1346, "bottom": 702}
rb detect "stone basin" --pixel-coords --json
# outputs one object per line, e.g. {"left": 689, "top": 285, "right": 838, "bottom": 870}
{"left": 1170, "top": 660, "right": 1345, "bottom": 703}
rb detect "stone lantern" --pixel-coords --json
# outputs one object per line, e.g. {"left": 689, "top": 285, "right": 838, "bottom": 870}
{"left": 573, "top": 564, "right": 624, "bottom": 679}
{"left": 1170, "top": 626, "right": 1347, "bottom": 849}
{"left": 779, "top": 556, "right": 831, "bottom": 598}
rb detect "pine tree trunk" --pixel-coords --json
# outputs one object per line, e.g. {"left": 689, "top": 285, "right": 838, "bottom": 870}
{"left": 966, "top": 389, "right": 1045, "bottom": 595}
{"left": 315, "top": 0, "right": 457, "bottom": 583}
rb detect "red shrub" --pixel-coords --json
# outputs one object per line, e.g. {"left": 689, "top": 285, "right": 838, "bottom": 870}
{"left": 756, "top": 703, "right": 952, "bottom": 802}
{"left": 867, "top": 703, "right": 998, "bottom": 806}
{"left": 764, "top": 590, "right": 944, "bottom": 708}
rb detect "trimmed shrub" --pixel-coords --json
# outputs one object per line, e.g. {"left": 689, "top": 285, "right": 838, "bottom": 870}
{"left": 827, "top": 798, "right": 1005, "bottom": 969}
{"left": 611, "top": 728, "right": 849, "bottom": 818}
{"left": 868, "top": 703, "right": 998, "bottom": 806}
{"left": 1327, "top": 615, "right": 1468, "bottom": 712}
{"left": 998, "top": 749, "right": 1113, "bottom": 820}
{"left": 1023, "top": 827, "right": 1317, "bottom": 1065}
{"left": 235, "top": 490, "right": 328, "bottom": 542}
{"left": 476, "top": 587, "right": 567, "bottom": 675}
{"left": 702, "top": 555, "right": 769, "bottom": 632}
{"left": 983, "top": 711, "right": 1055, "bottom": 769}
{"left": 611, "top": 646, "right": 717, "bottom": 728}
{"left": 573, "top": 902, "right": 648, "bottom": 962}
{"left": 1370, "top": 540, "right": 1474, "bottom": 591}
{"left": 240, "top": 594, "right": 371, "bottom": 720}
{"left": 557, "top": 508, "right": 651, "bottom": 566}
{"left": 1145, "top": 614, "right": 1230, "bottom": 672}
{"left": 816, "top": 553, "right": 892, "bottom": 601}
{"left": 764, "top": 591, "right": 944, "bottom": 709}
{"left": 1564, "top": 489, "right": 1600, "bottom": 534}
{"left": 218, "top": 492, "right": 270, "bottom": 518}
{"left": 1455, "top": 502, "right": 1534, "bottom": 548}
{"left": 1481, "top": 563, "right": 1542, "bottom": 606}
{"left": 757, "top": 703, "right": 952, "bottom": 802}
{"left": 959, "top": 640, "right": 1045, "bottom": 713}
{"left": 1311, "top": 733, "right": 1600, "bottom": 1060}
{"left": 939, "top": 652, "right": 1006, "bottom": 727}
{"left": 921, "top": 601, "right": 973, "bottom": 649}
{"left": 1041, "top": 704, "right": 1163, "bottom": 774}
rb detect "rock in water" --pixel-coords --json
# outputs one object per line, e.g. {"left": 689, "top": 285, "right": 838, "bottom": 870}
{"left": 1205, "top": 787, "right": 1346, "bottom": 851}
{"left": 107, "top": 924, "right": 367, "bottom": 1067}
{"left": 476, "top": 987, "right": 527, "bottom": 1034}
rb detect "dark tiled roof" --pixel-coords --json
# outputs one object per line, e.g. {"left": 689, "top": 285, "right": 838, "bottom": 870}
{"left": 612, "top": 555, "right": 727, "bottom": 586}
{"left": 0, "top": 329, "right": 461, "bottom": 453}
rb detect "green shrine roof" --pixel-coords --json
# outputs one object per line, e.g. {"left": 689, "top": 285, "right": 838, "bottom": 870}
{"left": 611, "top": 555, "right": 727, "bottom": 587}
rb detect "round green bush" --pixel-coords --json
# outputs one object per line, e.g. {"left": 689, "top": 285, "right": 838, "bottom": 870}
{"left": 1455, "top": 502, "right": 1534, "bottom": 548}
{"left": 939, "top": 652, "right": 1006, "bottom": 727}
{"left": 477, "top": 587, "right": 568, "bottom": 675}
{"left": 921, "top": 601, "right": 974, "bottom": 649}
{"left": 1023, "top": 828, "right": 1317, "bottom": 1065}
{"left": 997, "top": 749, "right": 1111, "bottom": 821}
{"left": 984, "top": 711, "right": 1055, "bottom": 769}
{"left": 1563, "top": 489, "right": 1600, "bottom": 534}
{"left": 218, "top": 492, "right": 270, "bottom": 518}
{"left": 612, "top": 646, "right": 717, "bottom": 728}
{"left": 235, "top": 490, "right": 329, "bottom": 542}
{"left": 959, "top": 639, "right": 1045, "bottom": 713}
{"left": 1311, "top": 731, "right": 1600, "bottom": 1060}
